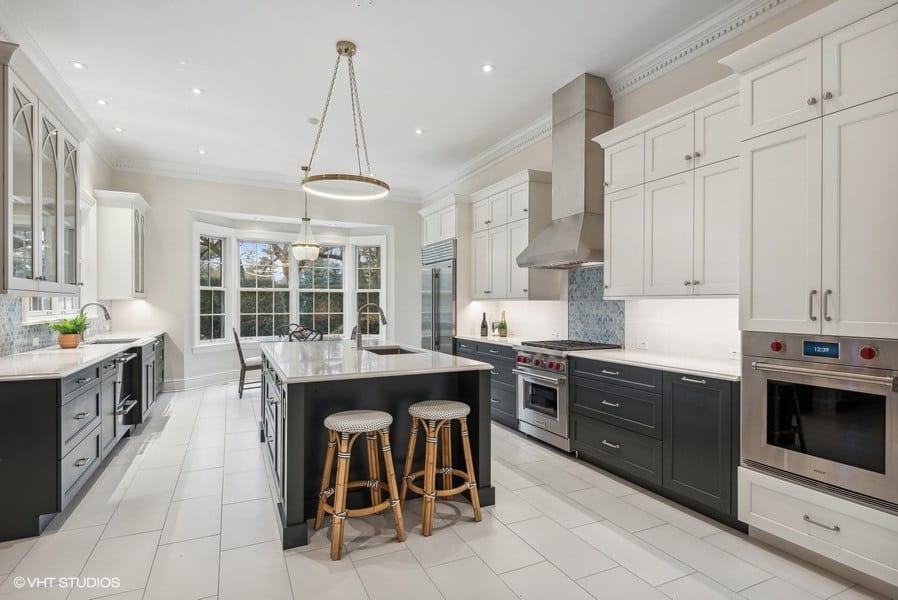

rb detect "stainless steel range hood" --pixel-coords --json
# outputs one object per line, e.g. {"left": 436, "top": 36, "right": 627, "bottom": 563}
{"left": 517, "top": 74, "right": 613, "bottom": 269}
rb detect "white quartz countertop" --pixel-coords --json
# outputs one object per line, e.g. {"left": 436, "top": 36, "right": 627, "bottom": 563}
{"left": 0, "top": 330, "right": 165, "bottom": 382}
{"left": 455, "top": 334, "right": 525, "bottom": 347}
{"left": 567, "top": 349, "right": 741, "bottom": 381}
{"left": 261, "top": 340, "right": 492, "bottom": 384}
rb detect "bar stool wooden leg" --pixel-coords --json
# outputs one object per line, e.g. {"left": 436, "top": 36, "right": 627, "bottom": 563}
{"left": 440, "top": 421, "right": 453, "bottom": 500}
{"left": 422, "top": 419, "right": 439, "bottom": 536}
{"left": 314, "top": 430, "right": 337, "bottom": 530}
{"left": 366, "top": 432, "right": 382, "bottom": 506}
{"left": 330, "top": 432, "right": 353, "bottom": 561}
{"left": 459, "top": 418, "right": 482, "bottom": 522}
{"left": 378, "top": 428, "right": 407, "bottom": 542}
{"left": 400, "top": 418, "right": 419, "bottom": 505}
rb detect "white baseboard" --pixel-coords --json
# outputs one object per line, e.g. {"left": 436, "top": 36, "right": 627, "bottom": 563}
{"left": 162, "top": 368, "right": 260, "bottom": 392}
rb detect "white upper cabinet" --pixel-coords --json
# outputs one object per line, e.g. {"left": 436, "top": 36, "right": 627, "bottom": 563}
{"left": 472, "top": 200, "right": 491, "bottom": 233}
{"left": 507, "top": 219, "right": 529, "bottom": 299}
{"left": 740, "top": 120, "right": 823, "bottom": 334}
{"left": 603, "top": 186, "right": 644, "bottom": 297}
{"left": 822, "top": 4, "right": 898, "bottom": 115}
{"left": 603, "top": 135, "right": 644, "bottom": 194}
{"left": 422, "top": 205, "right": 457, "bottom": 246}
{"left": 693, "top": 158, "right": 739, "bottom": 296}
{"left": 471, "top": 229, "right": 490, "bottom": 298}
{"left": 644, "top": 113, "right": 694, "bottom": 182}
{"left": 821, "top": 94, "right": 898, "bottom": 338}
{"left": 96, "top": 190, "right": 148, "bottom": 300}
{"left": 472, "top": 192, "right": 508, "bottom": 232}
{"left": 507, "top": 183, "right": 529, "bottom": 222}
{"left": 643, "top": 173, "right": 694, "bottom": 296}
{"left": 740, "top": 41, "right": 822, "bottom": 139}
{"left": 694, "top": 95, "right": 740, "bottom": 167}
{"left": 487, "top": 226, "right": 508, "bottom": 299}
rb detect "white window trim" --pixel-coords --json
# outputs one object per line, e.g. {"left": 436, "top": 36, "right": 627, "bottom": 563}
{"left": 193, "top": 222, "right": 232, "bottom": 352}
{"left": 20, "top": 297, "right": 81, "bottom": 325}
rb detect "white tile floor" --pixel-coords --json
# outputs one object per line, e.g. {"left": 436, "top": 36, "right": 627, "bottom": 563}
{"left": 0, "top": 383, "right": 891, "bottom": 600}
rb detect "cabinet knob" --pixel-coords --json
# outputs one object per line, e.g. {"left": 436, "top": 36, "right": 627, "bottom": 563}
{"left": 684, "top": 154, "right": 692, "bottom": 161}
{"left": 684, "top": 280, "right": 692, "bottom": 286}
{"left": 484, "top": 290, "right": 492, "bottom": 294}
{"left": 807, "top": 97, "right": 817, "bottom": 105}
{"left": 523, "top": 288, "right": 528, "bottom": 293}
{"left": 603, "top": 284, "right": 609, "bottom": 289}
{"left": 485, "top": 220, "right": 492, "bottom": 225}
{"left": 604, "top": 182, "right": 609, "bottom": 187}
{"left": 522, "top": 208, "right": 528, "bottom": 213}
{"left": 692, "top": 280, "right": 700, "bottom": 285}
{"left": 693, "top": 151, "right": 701, "bottom": 158}
{"left": 822, "top": 91, "right": 833, "bottom": 100}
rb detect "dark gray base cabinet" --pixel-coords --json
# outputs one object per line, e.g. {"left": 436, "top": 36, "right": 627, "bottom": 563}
{"left": 456, "top": 338, "right": 517, "bottom": 427}
{"left": 570, "top": 359, "right": 740, "bottom": 524}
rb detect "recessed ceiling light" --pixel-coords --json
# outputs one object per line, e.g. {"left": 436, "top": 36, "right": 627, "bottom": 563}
{"left": 191, "top": 87, "right": 204, "bottom": 95}
{"left": 70, "top": 61, "right": 87, "bottom": 70}
{"left": 480, "top": 63, "right": 495, "bottom": 73}
{"left": 96, "top": 99, "right": 109, "bottom": 106}
{"left": 198, "top": 148, "right": 206, "bottom": 155}
{"left": 112, "top": 126, "right": 125, "bottom": 132}
{"left": 415, "top": 128, "right": 424, "bottom": 135}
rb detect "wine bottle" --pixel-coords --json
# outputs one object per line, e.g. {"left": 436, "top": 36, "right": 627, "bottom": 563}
{"left": 480, "top": 312, "right": 488, "bottom": 337}
{"left": 498, "top": 310, "right": 508, "bottom": 338}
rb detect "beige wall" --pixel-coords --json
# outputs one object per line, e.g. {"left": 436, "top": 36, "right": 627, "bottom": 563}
{"left": 613, "top": 0, "right": 836, "bottom": 125}
{"left": 106, "top": 171, "right": 422, "bottom": 388}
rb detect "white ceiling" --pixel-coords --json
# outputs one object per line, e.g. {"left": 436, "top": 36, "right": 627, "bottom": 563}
{"left": 1, "top": 0, "right": 735, "bottom": 198}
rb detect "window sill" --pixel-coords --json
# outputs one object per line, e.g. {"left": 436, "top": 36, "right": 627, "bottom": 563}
{"left": 192, "top": 341, "right": 233, "bottom": 355}
{"left": 21, "top": 311, "right": 82, "bottom": 326}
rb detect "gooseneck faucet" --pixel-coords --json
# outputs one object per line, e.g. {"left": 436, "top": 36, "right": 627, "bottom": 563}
{"left": 79, "top": 303, "right": 112, "bottom": 336}
{"left": 352, "top": 303, "right": 388, "bottom": 350}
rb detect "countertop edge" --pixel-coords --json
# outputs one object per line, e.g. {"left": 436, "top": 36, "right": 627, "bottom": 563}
{"left": 276, "top": 363, "right": 492, "bottom": 384}
{"left": 454, "top": 335, "right": 522, "bottom": 347}
{"left": 567, "top": 350, "right": 741, "bottom": 382}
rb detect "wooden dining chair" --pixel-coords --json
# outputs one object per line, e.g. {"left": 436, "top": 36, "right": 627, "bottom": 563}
{"left": 233, "top": 329, "right": 262, "bottom": 398}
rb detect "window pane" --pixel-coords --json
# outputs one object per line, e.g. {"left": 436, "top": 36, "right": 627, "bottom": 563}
{"left": 200, "top": 316, "right": 211, "bottom": 340}
{"left": 200, "top": 236, "right": 211, "bottom": 261}
{"left": 358, "top": 314, "right": 380, "bottom": 335}
{"left": 299, "top": 292, "right": 313, "bottom": 313}
{"left": 200, "top": 262, "right": 210, "bottom": 287}
{"left": 329, "top": 292, "right": 343, "bottom": 313}
{"left": 297, "top": 267, "right": 313, "bottom": 288}
{"left": 257, "top": 291, "right": 273, "bottom": 313}
{"left": 273, "top": 291, "right": 289, "bottom": 313}
{"left": 210, "top": 237, "right": 222, "bottom": 262}
{"left": 240, "top": 268, "right": 256, "bottom": 288}
{"left": 257, "top": 314, "right": 273, "bottom": 337}
{"left": 367, "top": 269, "right": 381, "bottom": 289}
{"left": 200, "top": 290, "right": 211, "bottom": 314}
{"left": 314, "top": 292, "right": 329, "bottom": 313}
{"left": 212, "top": 316, "right": 223, "bottom": 340}
{"left": 209, "top": 260, "right": 222, "bottom": 287}
{"left": 329, "top": 314, "right": 343, "bottom": 335}
{"left": 239, "top": 240, "right": 256, "bottom": 266}
{"left": 299, "top": 314, "right": 313, "bottom": 329}
{"left": 240, "top": 315, "right": 256, "bottom": 337}
{"left": 274, "top": 314, "right": 289, "bottom": 336}
{"left": 241, "top": 291, "right": 256, "bottom": 313}
{"left": 212, "top": 290, "right": 223, "bottom": 314}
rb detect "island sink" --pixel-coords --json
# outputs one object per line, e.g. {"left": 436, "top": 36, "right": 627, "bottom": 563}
{"left": 364, "top": 346, "right": 419, "bottom": 355}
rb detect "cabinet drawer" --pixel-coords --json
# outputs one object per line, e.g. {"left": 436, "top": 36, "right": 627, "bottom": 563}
{"left": 571, "top": 377, "right": 661, "bottom": 439}
{"left": 60, "top": 425, "right": 101, "bottom": 508}
{"left": 570, "top": 358, "right": 662, "bottom": 392}
{"left": 487, "top": 358, "right": 516, "bottom": 386}
{"left": 61, "top": 364, "right": 100, "bottom": 400}
{"left": 99, "top": 356, "right": 119, "bottom": 380}
{"left": 455, "top": 339, "right": 478, "bottom": 355}
{"left": 572, "top": 416, "right": 662, "bottom": 485}
{"left": 477, "top": 342, "right": 516, "bottom": 361}
{"left": 739, "top": 468, "right": 898, "bottom": 584}
{"left": 60, "top": 384, "right": 101, "bottom": 457}
{"left": 489, "top": 380, "right": 516, "bottom": 417}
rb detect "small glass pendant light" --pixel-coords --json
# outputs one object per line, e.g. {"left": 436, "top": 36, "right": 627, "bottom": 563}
{"left": 292, "top": 166, "right": 321, "bottom": 261}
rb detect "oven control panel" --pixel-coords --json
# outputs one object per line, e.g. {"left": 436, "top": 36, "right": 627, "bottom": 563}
{"left": 516, "top": 351, "right": 565, "bottom": 372}
{"left": 744, "top": 332, "right": 896, "bottom": 370}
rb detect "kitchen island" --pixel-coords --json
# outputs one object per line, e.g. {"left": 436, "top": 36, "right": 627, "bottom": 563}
{"left": 259, "top": 340, "right": 495, "bottom": 549}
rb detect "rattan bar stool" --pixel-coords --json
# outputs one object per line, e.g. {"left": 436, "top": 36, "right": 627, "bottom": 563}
{"left": 400, "top": 400, "right": 482, "bottom": 536}
{"left": 314, "top": 409, "right": 406, "bottom": 560}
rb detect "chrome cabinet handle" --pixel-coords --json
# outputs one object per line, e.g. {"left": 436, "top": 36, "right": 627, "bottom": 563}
{"left": 804, "top": 514, "right": 840, "bottom": 532}
{"left": 809, "top": 290, "right": 818, "bottom": 322}
{"left": 824, "top": 289, "right": 833, "bottom": 322}
{"left": 77, "top": 377, "right": 91, "bottom": 384}
{"left": 523, "top": 288, "right": 528, "bottom": 293}
{"left": 601, "top": 369, "right": 619, "bottom": 376}
{"left": 601, "top": 440, "right": 620, "bottom": 449}
{"left": 684, "top": 154, "right": 692, "bottom": 161}
{"left": 490, "top": 398, "right": 500, "bottom": 404}
{"left": 490, "top": 369, "right": 499, "bottom": 375}
{"left": 74, "top": 458, "right": 90, "bottom": 467}
{"left": 74, "top": 412, "right": 90, "bottom": 420}
{"left": 681, "top": 376, "right": 706, "bottom": 385}
{"left": 807, "top": 97, "right": 817, "bottom": 105}
{"left": 484, "top": 290, "right": 492, "bottom": 294}
{"left": 488, "top": 349, "right": 500, "bottom": 355}
{"left": 485, "top": 220, "right": 492, "bottom": 225}
{"left": 600, "top": 400, "right": 620, "bottom": 408}
{"left": 684, "top": 280, "right": 692, "bottom": 286}
{"left": 822, "top": 91, "right": 833, "bottom": 100}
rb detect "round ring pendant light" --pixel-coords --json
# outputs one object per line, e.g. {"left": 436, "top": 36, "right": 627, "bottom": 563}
{"left": 301, "top": 41, "right": 390, "bottom": 202}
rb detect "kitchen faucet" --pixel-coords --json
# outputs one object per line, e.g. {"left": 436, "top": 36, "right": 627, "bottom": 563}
{"left": 79, "top": 302, "right": 112, "bottom": 337}
{"left": 351, "top": 303, "right": 387, "bottom": 350}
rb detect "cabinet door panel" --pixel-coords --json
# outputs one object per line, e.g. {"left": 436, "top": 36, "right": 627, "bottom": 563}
{"left": 694, "top": 95, "right": 739, "bottom": 167}
{"left": 471, "top": 230, "right": 490, "bottom": 299}
{"left": 488, "top": 192, "right": 508, "bottom": 228}
{"left": 7, "top": 74, "right": 39, "bottom": 292}
{"left": 822, "top": 95, "right": 898, "bottom": 337}
{"left": 507, "top": 183, "right": 529, "bottom": 222}
{"left": 473, "top": 200, "right": 490, "bottom": 232}
{"left": 693, "top": 159, "right": 739, "bottom": 296}
{"left": 438, "top": 206, "right": 455, "bottom": 240}
{"left": 741, "top": 40, "right": 822, "bottom": 139}
{"left": 423, "top": 213, "right": 440, "bottom": 245}
{"left": 38, "top": 110, "right": 60, "bottom": 287}
{"left": 507, "top": 220, "right": 529, "bottom": 299}
{"left": 644, "top": 173, "right": 694, "bottom": 296}
{"left": 61, "top": 136, "right": 79, "bottom": 290}
{"left": 822, "top": 4, "right": 898, "bottom": 115}
{"left": 488, "top": 226, "right": 508, "bottom": 298}
{"left": 603, "top": 187, "right": 644, "bottom": 297}
{"left": 645, "top": 113, "right": 694, "bottom": 182}
{"left": 741, "top": 121, "right": 822, "bottom": 334}
{"left": 604, "top": 136, "right": 644, "bottom": 193}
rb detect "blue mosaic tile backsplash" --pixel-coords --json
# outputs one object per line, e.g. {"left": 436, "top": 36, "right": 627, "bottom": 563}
{"left": 0, "top": 296, "right": 104, "bottom": 357}
{"left": 568, "top": 266, "right": 625, "bottom": 345}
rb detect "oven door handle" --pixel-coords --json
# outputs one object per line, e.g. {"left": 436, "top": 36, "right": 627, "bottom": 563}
{"left": 751, "top": 361, "right": 898, "bottom": 392}
{"left": 513, "top": 369, "right": 567, "bottom": 385}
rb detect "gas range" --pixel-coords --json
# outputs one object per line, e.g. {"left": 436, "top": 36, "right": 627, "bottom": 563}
{"left": 513, "top": 340, "right": 621, "bottom": 373}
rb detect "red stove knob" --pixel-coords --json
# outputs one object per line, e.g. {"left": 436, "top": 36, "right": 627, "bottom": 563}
{"left": 533, "top": 359, "right": 542, "bottom": 367}
{"left": 547, "top": 361, "right": 556, "bottom": 369}
{"left": 860, "top": 346, "right": 877, "bottom": 360}
{"left": 770, "top": 340, "right": 784, "bottom": 352}
{"left": 516, "top": 356, "right": 523, "bottom": 362}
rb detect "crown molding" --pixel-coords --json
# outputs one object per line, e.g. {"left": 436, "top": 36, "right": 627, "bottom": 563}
{"left": 111, "top": 158, "right": 421, "bottom": 203}
{"left": 421, "top": 112, "right": 552, "bottom": 204}
{"left": 606, "top": 0, "right": 802, "bottom": 100}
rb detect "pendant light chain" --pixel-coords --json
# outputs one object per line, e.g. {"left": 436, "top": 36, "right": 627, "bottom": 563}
{"left": 347, "top": 55, "right": 373, "bottom": 177}
{"left": 305, "top": 53, "right": 342, "bottom": 174}
{"left": 347, "top": 57, "right": 363, "bottom": 176}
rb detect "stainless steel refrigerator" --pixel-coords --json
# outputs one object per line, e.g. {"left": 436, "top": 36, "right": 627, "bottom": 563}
{"left": 421, "top": 239, "right": 456, "bottom": 354}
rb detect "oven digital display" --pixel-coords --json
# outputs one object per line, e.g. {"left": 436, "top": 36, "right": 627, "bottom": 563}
{"left": 803, "top": 341, "right": 840, "bottom": 359}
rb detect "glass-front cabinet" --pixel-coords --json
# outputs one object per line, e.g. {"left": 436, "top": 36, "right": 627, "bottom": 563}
{"left": 3, "top": 51, "right": 80, "bottom": 295}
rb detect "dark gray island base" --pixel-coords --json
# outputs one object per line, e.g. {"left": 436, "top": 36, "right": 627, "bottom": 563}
{"left": 260, "top": 350, "right": 494, "bottom": 549}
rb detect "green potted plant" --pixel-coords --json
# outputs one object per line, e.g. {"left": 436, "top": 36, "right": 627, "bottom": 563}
{"left": 48, "top": 314, "right": 89, "bottom": 349}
